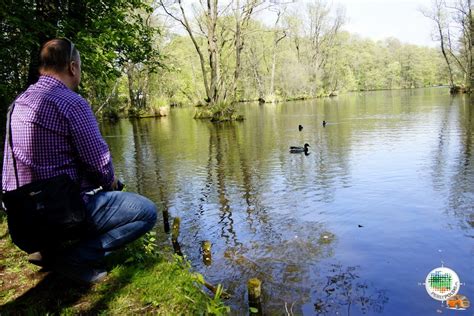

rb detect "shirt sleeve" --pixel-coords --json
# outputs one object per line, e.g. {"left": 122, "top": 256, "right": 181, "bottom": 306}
{"left": 67, "top": 97, "right": 115, "bottom": 189}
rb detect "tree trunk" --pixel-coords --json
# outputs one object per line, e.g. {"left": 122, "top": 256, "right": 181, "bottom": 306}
{"left": 230, "top": 0, "right": 257, "bottom": 103}
{"left": 160, "top": 0, "right": 212, "bottom": 102}
{"left": 421, "top": 0, "right": 455, "bottom": 88}
{"left": 439, "top": 23, "right": 455, "bottom": 88}
{"left": 247, "top": 47, "right": 265, "bottom": 101}
{"left": 231, "top": 0, "right": 243, "bottom": 103}
{"left": 469, "top": 0, "right": 474, "bottom": 91}
{"left": 207, "top": 0, "right": 220, "bottom": 104}
{"left": 270, "top": 49, "right": 277, "bottom": 96}
{"left": 270, "top": 11, "right": 286, "bottom": 97}
{"left": 180, "top": 1, "right": 212, "bottom": 102}
{"left": 127, "top": 65, "right": 137, "bottom": 108}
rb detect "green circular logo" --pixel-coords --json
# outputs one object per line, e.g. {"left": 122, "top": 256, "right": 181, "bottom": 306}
{"left": 425, "top": 267, "right": 460, "bottom": 301}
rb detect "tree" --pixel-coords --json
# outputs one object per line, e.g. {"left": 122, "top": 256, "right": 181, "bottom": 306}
{"left": 158, "top": 0, "right": 218, "bottom": 104}
{"left": 422, "top": 0, "right": 473, "bottom": 92}
{"left": 421, "top": 0, "right": 455, "bottom": 87}
{"left": 0, "top": 0, "right": 161, "bottom": 116}
{"left": 269, "top": 9, "right": 288, "bottom": 98}
{"left": 305, "top": 0, "right": 345, "bottom": 94}
{"left": 156, "top": 1, "right": 449, "bottom": 107}
{"left": 449, "top": 0, "right": 473, "bottom": 90}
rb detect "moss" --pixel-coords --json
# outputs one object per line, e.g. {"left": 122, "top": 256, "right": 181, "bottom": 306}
{"left": 194, "top": 102, "right": 245, "bottom": 122}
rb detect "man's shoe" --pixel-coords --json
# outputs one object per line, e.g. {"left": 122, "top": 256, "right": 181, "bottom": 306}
{"left": 52, "top": 261, "right": 107, "bottom": 285}
{"left": 28, "top": 252, "right": 53, "bottom": 269}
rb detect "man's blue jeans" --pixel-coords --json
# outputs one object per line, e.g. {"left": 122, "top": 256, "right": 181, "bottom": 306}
{"left": 62, "top": 191, "right": 157, "bottom": 265}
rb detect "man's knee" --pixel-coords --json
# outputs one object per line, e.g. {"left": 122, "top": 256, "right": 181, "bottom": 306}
{"left": 127, "top": 193, "right": 157, "bottom": 230}
{"left": 140, "top": 195, "right": 158, "bottom": 229}
{"left": 96, "top": 191, "right": 158, "bottom": 232}
{"left": 115, "top": 192, "right": 157, "bottom": 238}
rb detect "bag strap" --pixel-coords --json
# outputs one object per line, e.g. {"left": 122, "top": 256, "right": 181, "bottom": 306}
{"left": 6, "top": 100, "right": 20, "bottom": 189}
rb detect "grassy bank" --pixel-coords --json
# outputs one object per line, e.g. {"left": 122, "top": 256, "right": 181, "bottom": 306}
{"left": 0, "top": 213, "right": 229, "bottom": 315}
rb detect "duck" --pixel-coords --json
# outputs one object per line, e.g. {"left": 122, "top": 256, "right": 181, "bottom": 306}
{"left": 290, "top": 143, "right": 310, "bottom": 153}
{"left": 298, "top": 124, "right": 303, "bottom": 131}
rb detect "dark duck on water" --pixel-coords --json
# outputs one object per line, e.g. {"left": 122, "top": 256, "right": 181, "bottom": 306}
{"left": 290, "top": 143, "right": 310, "bottom": 153}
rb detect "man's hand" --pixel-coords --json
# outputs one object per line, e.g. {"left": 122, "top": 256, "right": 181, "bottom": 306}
{"left": 111, "top": 177, "right": 125, "bottom": 191}
{"left": 111, "top": 177, "right": 119, "bottom": 190}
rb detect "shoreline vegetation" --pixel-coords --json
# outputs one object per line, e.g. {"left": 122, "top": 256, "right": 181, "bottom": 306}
{"left": 0, "top": 214, "right": 229, "bottom": 315}
{"left": 4, "top": 1, "right": 471, "bottom": 125}
{"left": 110, "top": 84, "right": 452, "bottom": 122}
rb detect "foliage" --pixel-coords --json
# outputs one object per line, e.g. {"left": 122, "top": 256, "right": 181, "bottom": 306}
{"left": 1, "top": 0, "right": 452, "bottom": 120}
{"left": 0, "top": 0, "right": 161, "bottom": 115}
{"left": 194, "top": 101, "right": 244, "bottom": 122}
{"left": 122, "top": 231, "right": 160, "bottom": 264}
{"left": 0, "top": 0, "right": 37, "bottom": 112}
{"left": 158, "top": 0, "right": 276, "bottom": 120}
{"left": 421, "top": 0, "right": 473, "bottom": 90}
{"left": 206, "top": 283, "right": 231, "bottom": 315}
{"left": 156, "top": 1, "right": 449, "bottom": 109}
{"left": 168, "top": 29, "right": 448, "bottom": 104}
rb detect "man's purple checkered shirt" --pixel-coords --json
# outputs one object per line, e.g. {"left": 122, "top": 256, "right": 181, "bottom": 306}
{"left": 2, "top": 75, "right": 115, "bottom": 193}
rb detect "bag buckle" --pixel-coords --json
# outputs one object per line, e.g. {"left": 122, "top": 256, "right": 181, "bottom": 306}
{"left": 85, "top": 186, "right": 103, "bottom": 196}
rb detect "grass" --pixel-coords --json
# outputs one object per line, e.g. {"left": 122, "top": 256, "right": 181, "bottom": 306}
{"left": 0, "top": 213, "right": 229, "bottom": 315}
{"left": 194, "top": 102, "right": 245, "bottom": 122}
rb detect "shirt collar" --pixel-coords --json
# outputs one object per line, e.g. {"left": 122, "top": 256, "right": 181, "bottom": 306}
{"left": 36, "top": 75, "right": 69, "bottom": 90}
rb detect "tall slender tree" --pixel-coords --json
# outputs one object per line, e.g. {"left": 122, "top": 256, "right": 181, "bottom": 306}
{"left": 423, "top": 0, "right": 474, "bottom": 92}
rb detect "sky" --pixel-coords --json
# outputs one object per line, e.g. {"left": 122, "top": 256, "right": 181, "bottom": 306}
{"left": 334, "top": 0, "right": 436, "bottom": 47}
{"left": 255, "top": 0, "right": 438, "bottom": 47}
{"left": 172, "top": 0, "right": 439, "bottom": 47}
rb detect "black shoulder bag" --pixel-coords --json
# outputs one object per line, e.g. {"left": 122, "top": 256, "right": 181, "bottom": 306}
{"left": 2, "top": 101, "right": 87, "bottom": 253}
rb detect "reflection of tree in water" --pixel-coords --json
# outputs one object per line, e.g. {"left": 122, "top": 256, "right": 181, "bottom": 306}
{"left": 102, "top": 119, "right": 175, "bottom": 236}
{"left": 205, "top": 123, "right": 240, "bottom": 247}
{"left": 430, "top": 97, "right": 455, "bottom": 192}
{"left": 448, "top": 96, "right": 474, "bottom": 232}
{"left": 221, "top": 221, "right": 336, "bottom": 313}
{"left": 195, "top": 122, "right": 346, "bottom": 312}
{"left": 432, "top": 96, "right": 474, "bottom": 232}
{"left": 313, "top": 264, "right": 388, "bottom": 316}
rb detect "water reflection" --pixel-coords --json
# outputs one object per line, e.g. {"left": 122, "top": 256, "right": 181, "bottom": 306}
{"left": 218, "top": 221, "right": 336, "bottom": 314}
{"left": 313, "top": 264, "right": 388, "bottom": 315}
{"left": 448, "top": 96, "right": 474, "bottom": 233}
{"left": 207, "top": 123, "right": 239, "bottom": 247}
{"left": 187, "top": 121, "right": 341, "bottom": 312}
{"left": 102, "top": 118, "right": 174, "bottom": 234}
{"left": 99, "top": 88, "right": 474, "bottom": 314}
{"left": 430, "top": 95, "right": 474, "bottom": 234}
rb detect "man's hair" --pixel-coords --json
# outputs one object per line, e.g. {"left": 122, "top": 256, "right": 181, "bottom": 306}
{"left": 39, "top": 38, "right": 78, "bottom": 73}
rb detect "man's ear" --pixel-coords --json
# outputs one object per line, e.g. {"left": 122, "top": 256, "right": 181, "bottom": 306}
{"left": 69, "top": 61, "right": 77, "bottom": 76}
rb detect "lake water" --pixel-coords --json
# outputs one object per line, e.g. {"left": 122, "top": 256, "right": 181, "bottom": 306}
{"left": 101, "top": 88, "right": 473, "bottom": 315}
